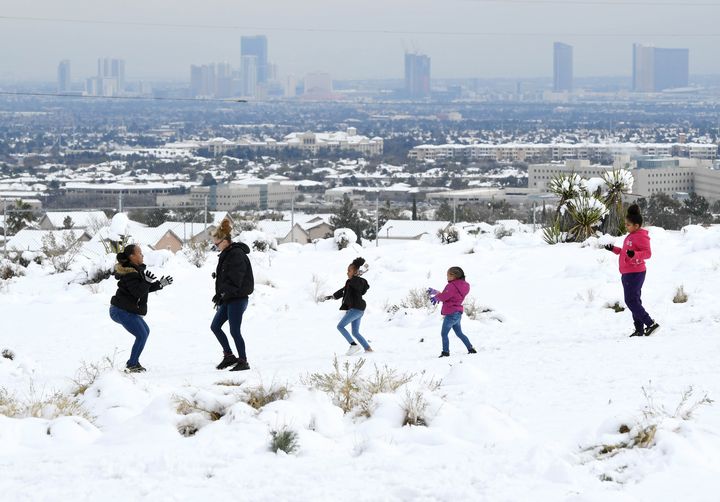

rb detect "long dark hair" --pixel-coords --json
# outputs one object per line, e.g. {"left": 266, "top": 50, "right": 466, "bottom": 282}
{"left": 448, "top": 266, "right": 465, "bottom": 280}
{"left": 626, "top": 204, "right": 643, "bottom": 226}
{"left": 116, "top": 244, "right": 138, "bottom": 267}
{"left": 350, "top": 257, "right": 366, "bottom": 275}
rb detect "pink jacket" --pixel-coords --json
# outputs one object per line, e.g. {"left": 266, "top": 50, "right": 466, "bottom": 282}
{"left": 612, "top": 228, "right": 651, "bottom": 275}
{"left": 435, "top": 279, "right": 470, "bottom": 315}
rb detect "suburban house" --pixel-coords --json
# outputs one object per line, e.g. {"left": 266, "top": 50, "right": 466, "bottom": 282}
{"left": 38, "top": 211, "right": 109, "bottom": 233}
{"left": 6, "top": 229, "right": 92, "bottom": 252}
{"left": 378, "top": 220, "right": 451, "bottom": 241}
{"left": 127, "top": 227, "right": 184, "bottom": 253}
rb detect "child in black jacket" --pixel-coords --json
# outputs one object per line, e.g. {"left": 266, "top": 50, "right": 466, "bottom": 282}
{"left": 325, "top": 257, "right": 373, "bottom": 355}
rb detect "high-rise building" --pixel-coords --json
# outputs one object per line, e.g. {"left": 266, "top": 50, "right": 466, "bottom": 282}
{"left": 240, "top": 56, "right": 258, "bottom": 98}
{"left": 97, "top": 57, "right": 125, "bottom": 92}
{"left": 215, "top": 62, "right": 233, "bottom": 98}
{"left": 633, "top": 44, "right": 689, "bottom": 92}
{"left": 553, "top": 42, "right": 573, "bottom": 92}
{"left": 241, "top": 35, "right": 268, "bottom": 84}
{"left": 57, "top": 60, "right": 71, "bottom": 93}
{"left": 190, "top": 64, "right": 216, "bottom": 97}
{"left": 404, "top": 53, "right": 431, "bottom": 99}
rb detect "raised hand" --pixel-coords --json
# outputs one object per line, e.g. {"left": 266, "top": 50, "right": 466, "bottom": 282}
{"left": 603, "top": 244, "right": 615, "bottom": 251}
{"left": 143, "top": 270, "right": 157, "bottom": 283}
{"left": 159, "top": 276, "right": 173, "bottom": 288}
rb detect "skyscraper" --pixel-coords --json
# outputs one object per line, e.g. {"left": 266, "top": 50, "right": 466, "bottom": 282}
{"left": 190, "top": 64, "right": 216, "bottom": 97}
{"left": 240, "top": 56, "right": 258, "bottom": 98}
{"left": 241, "top": 36, "right": 268, "bottom": 84}
{"left": 633, "top": 44, "right": 689, "bottom": 92}
{"left": 57, "top": 60, "right": 71, "bottom": 93}
{"left": 553, "top": 42, "right": 573, "bottom": 92}
{"left": 98, "top": 57, "right": 125, "bottom": 92}
{"left": 404, "top": 53, "right": 431, "bottom": 99}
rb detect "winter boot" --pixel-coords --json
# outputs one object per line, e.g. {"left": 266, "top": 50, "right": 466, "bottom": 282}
{"left": 468, "top": 347, "right": 477, "bottom": 354}
{"left": 345, "top": 344, "right": 362, "bottom": 356}
{"left": 229, "top": 360, "right": 250, "bottom": 372}
{"left": 629, "top": 330, "right": 644, "bottom": 337}
{"left": 125, "top": 364, "right": 146, "bottom": 373}
{"left": 438, "top": 351, "right": 450, "bottom": 358}
{"left": 644, "top": 323, "right": 660, "bottom": 337}
{"left": 216, "top": 354, "right": 238, "bottom": 370}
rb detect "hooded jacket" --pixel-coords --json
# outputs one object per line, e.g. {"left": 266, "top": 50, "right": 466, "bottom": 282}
{"left": 214, "top": 242, "right": 254, "bottom": 304}
{"left": 612, "top": 228, "right": 651, "bottom": 275}
{"left": 435, "top": 278, "right": 470, "bottom": 316}
{"left": 332, "top": 276, "right": 370, "bottom": 311}
{"left": 110, "top": 263, "right": 161, "bottom": 316}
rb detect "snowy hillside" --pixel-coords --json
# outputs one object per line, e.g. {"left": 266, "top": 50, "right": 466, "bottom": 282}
{"left": 2, "top": 225, "right": 720, "bottom": 501}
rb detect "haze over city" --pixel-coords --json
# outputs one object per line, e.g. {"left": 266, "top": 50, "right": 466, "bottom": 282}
{"left": 1, "top": 0, "right": 718, "bottom": 81}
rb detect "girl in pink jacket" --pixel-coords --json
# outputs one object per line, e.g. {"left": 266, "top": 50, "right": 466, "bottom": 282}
{"left": 428, "top": 266, "right": 477, "bottom": 357}
{"left": 604, "top": 204, "right": 660, "bottom": 337}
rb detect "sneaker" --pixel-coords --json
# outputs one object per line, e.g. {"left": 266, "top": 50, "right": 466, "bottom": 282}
{"left": 216, "top": 354, "right": 238, "bottom": 370}
{"left": 345, "top": 344, "right": 362, "bottom": 356}
{"left": 229, "top": 360, "right": 250, "bottom": 372}
{"left": 125, "top": 364, "right": 146, "bottom": 373}
{"left": 629, "top": 330, "right": 644, "bottom": 337}
{"left": 364, "top": 348, "right": 374, "bottom": 353}
{"left": 644, "top": 323, "right": 660, "bottom": 337}
{"left": 438, "top": 351, "right": 450, "bottom": 358}
{"left": 468, "top": 347, "right": 477, "bottom": 354}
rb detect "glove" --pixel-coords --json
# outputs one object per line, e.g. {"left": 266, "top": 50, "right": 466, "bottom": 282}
{"left": 430, "top": 296, "right": 439, "bottom": 306}
{"left": 603, "top": 244, "right": 615, "bottom": 252}
{"left": 211, "top": 272, "right": 217, "bottom": 279}
{"left": 158, "top": 276, "right": 173, "bottom": 288}
{"left": 211, "top": 294, "right": 220, "bottom": 308}
{"left": 427, "top": 288, "right": 439, "bottom": 297}
{"left": 324, "top": 295, "right": 333, "bottom": 301}
{"left": 143, "top": 270, "right": 157, "bottom": 283}
{"left": 626, "top": 249, "right": 635, "bottom": 258}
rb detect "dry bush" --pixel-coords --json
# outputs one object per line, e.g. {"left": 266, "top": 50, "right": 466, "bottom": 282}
{"left": 70, "top": 355, "right": 116, "bottom": 396}
{"left": 269, "top": 426, "right": 300, "bottom": 454}
{"left": 304, "top": 357, "right": 415, "bottom": 416}
{"left": 673, "top": 285, "right": 688, "bottom": 304}
{"left": 21, "top": 385, "right": 94, "bottom": 423}
{"left": 311, "top": 273, "right": 328, "bottom": 304}
{"left": 0, "top": 388, "right": 20, "bottom": 416}
{"left": 2, "top": 348, "right": 15, "bottom": 360}
{"left": 605, "top": 301, "right": 625, "bottom": 313}
{"left": 214, "top": 379, "right": 244, "bottom": 387}
{"left": 186, "top": 239, "right": 210, "bottom": 268}
{"left": 402, "top": 390, "right": 429, "bottom": 426}
{"left": 41, "top": 231, "right": 83, "bottom": 273}
{"left": 244, "top": 381, "right": 289, "bottom": 410}
{"left": 174, "top": 395, "right": 227, "bottom": 422}
{"left": 463, "top": 298, "right": 494, "bottom": 320}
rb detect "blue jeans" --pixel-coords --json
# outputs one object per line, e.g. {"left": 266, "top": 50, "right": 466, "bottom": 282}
{"left": 622, "top": 272, "right": 654, "bottom": 332}
{"left": 211, "top": 298, "right": 249, "bottom": 361}
{"left": 109, "top": 305, "right": 150, "bottom": 367}
{"left": 337, "top": 309, "right": 370, "bottom": 350}
{"left": 441, "top": 311, "right": 473, "bottom": 353}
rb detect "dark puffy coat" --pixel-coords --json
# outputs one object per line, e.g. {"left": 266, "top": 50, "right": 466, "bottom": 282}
{"left": 332, "top": 276, "right": 369, "bottom": 311}
{"left": 110, "top": 263, "right": 161, "bottom": 316}
{"left": 214, "top": 242, "right": 254, "bottom": 305}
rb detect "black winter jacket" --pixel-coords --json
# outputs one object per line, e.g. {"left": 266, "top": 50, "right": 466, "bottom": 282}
{"left": 214, "top": 242, "right": 254, "bottom": 305}
{"left": 110, "top": 263, "right": 162, "bottom": 316}
{"left": 332, "top": 276, "right": 369, "bottom": 311}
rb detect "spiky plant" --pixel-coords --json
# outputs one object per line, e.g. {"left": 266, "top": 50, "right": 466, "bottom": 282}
{"left": 548, "top": 173, "right": 588, "bottom": 232}
{"left": 601, "top": 169, "right": 634, "bottom": 236}
{"left": 567, "top": 196, "right": 609, "bottom": 242}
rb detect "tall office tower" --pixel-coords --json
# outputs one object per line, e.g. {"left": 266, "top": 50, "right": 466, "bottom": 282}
{"left": 57, "top": 60, "right": 71, "bottom": 93}
{"left": 97, "top": 57, "right": 126, "bottom": 94}
{"left": 241, "top": 35, "right": 268, "bottom": 84}
{"left": 553, "top": 42, "right": 573, "bottom": 92}
{"left": 215, "top": 62, "right": 234, "bottom": 98}
{"left": 633, "top": 44, "right": 689, "bottom": 92}
{"left": 240, "top": 56, "right": 258, "bottom": 97}
{"left": 190, "top": 64, "right": 216, "bottom": 97}
{"left": 404, "top": 52, "right": 431, "bottom": 99}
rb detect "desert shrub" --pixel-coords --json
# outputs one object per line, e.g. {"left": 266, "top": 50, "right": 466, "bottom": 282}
{"left": 19, "top": 385, "right": 94, "bottom": 422}
{"left": 438, "top": 226, "right": 460, "bottom": 244}
{"left": 80, "top": 266, "right": 113, "bottom": 286}
{"left": 243, "top": 381, "right": 289, "bottom": 410}
{"left": 42, "top": 231, "right": 84, "bottom": 273}
{"left": 238, "top": 220, "right": 259, "bottom": 231}
{"left": 186, "top": 239, "right": 210, "bottom": 268}
{"left": 566, "top": 196, "right": 608, "bottom": 242}
{"left": 494, "top": 227, "right": 514, "bottom": 239}
{"left": 463, "top": 298, "right": 494, "bottom": 320}
{"left": 542, "top": 221, "right": 566, "bottom": 245}
{"left": 2, "top": 348, "right": 15, "bottom": 360}
{"left": 70, "top": 355, "right": 116, "bottom": 396}
{"left": 269, "top": 426, "right": 299, "bottom": 454}
{"left": 304, "top": 357, "right": 414, "bottom": 416}
{"left": 605, "top": 301, "right": 625, "bottom": 313}
{"left": 0, "top": 388, "right": 20, "bottom": 416}
{"left": 214, "top": 379, "right": 244, "bottom": 387}
{"left": 673, "top": 285, "right": 688, "bottom": 304}
{"left": 311, "top": 273, "right": 328, "bottom": 303}
{"left": 175, "top": 395, "right": 226, "bottom": 422}
{"left": 402, "top": 390, "right": 429, "bottom": 426}
{"left": 0, "top": 259, "right": 25, "bottom": 280}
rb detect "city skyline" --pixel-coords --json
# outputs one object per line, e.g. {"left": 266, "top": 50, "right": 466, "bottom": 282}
{"left": 0, "top": 0, "right": 717, "bottom": 81}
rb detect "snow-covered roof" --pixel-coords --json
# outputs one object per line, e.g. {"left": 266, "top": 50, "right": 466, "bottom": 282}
{"left": 6, "top": 229, "right": 89, "bottom": 252}
{"left": 40, "top": 211, "right": 109, "bottom": 229}
{"left": 154, "top": 222, "right": 215, "bottom": 241}
{"left": 379, "top": 220, "right": 451, "bottom": 239}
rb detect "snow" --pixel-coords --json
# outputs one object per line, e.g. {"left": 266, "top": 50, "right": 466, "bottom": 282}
{"left": 1, "top": 225, "right": 720, "bottom": 500}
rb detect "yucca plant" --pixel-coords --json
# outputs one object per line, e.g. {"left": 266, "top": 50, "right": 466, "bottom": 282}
{"left": 542, "top": 219, "right": 566, "bottom": 245}
{"left": 567, "top": 196, "right": 609, "bottom": 242}
{"left": 601, "top": 169, "right": 634, "bottom": 236}
{"left": 548, "top": 173, "right": 588, "bottom": 233}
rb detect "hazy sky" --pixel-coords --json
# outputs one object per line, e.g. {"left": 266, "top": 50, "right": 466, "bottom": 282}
{"left": 0, "top": 0, "right": 717, "bottom": 82}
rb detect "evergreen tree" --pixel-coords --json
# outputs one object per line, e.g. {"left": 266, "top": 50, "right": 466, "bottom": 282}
{"left": 329, "top": 195, "right": 367, "bottom": 244}
{"left": 62, "top": 215, "right": 74, "bottom": 229}
{"left": 682, "top": 193, "right": 712, "bottom": 224}
{"left": 5, "top": 200, "right": 36, "bottom": 235}
{"left": 644, "top": 193, "right": 683, "bottom": 230}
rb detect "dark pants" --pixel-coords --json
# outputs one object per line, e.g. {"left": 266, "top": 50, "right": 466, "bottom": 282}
{"left": 109, "top": 305, "right": 150, "bottom": 367}
{"left": 441, "top": 311, "right": 473, "bottom": 353}
{"left": 211, "top": 298, "right": 249, "bottom": 361}
{"left": 621, "top": 272, "right": 654, "bottom": 332}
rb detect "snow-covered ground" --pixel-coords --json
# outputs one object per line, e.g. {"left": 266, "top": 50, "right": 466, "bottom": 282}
{"left": 2, "top": 225, "right": 720, "bottom": 501}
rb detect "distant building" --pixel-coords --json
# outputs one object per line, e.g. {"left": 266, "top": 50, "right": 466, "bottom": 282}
{"left": 633, "top": 44, "right": 689, "bottom": 92}
{"left": 240, "top": 56, "right": 258, "bottom": 98}
{"left": 241, "top": 35, "right": 268, "bottom": 84}
{"left": 553, "top": 42, "right": 573, "bottom": 92}
{"left": 157, "top": 180, "right": 297, "bottom": 211}
{"left": 303, "top": 72, "right": 333, "bottom": 97}
{"left": 86, "top": 57, "right": 125, "bottom": 96}
{"left": 190, "top": 64, "right": 216, "bottom": 97}
{"left": 57, "top": 60, "right": 71, "bottom": 93}
{"left": 405, "top": 52, "right": 431, "bottom": 99}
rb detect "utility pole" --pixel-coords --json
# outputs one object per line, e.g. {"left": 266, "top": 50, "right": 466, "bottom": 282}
{"left": 204, "top": 196, "right": 208, "bottom": 233}
{"left": 452, "top": 197, "right": 457, "bottom": 223}
{"left": 290, "top": 191, "right": 295, "bottom": 243}
{"left": 2, "top": 199, "right": 7, "bottom": 258}
{"left": 375, "top": 191, "right": 379, "bottom": 248}
{"left": 118, "top": 194, "right": 123, "bottom": 213}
